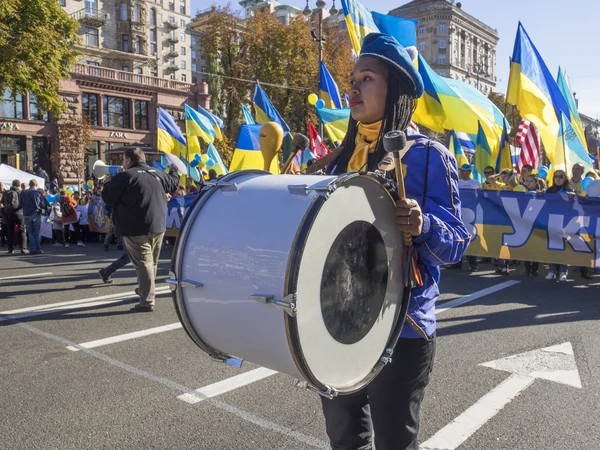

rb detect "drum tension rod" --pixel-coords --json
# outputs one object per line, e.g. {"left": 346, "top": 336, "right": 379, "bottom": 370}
{"left": 294, "top": 380, "right": 338, "bottom": 399}
{"left": 250, "top": 294, "right": 297, "bottom": 317}
{"left": 287, "top": 184, "right": 333, "bottom": 196}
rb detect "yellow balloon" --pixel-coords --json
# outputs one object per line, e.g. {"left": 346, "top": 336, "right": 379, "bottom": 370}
{"left": 200, "top": 154, "right": 210, "bottom": 163}
{"left": 307, "top": 93, "right": 318, "bottom": 106}
{"left": 87, "top": 180, "right": 94, "bottom": 188}
{"left": 513, "top": 185, "right": 527, "bottom": 192}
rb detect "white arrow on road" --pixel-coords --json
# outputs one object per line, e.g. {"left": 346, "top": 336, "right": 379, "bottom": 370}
{"left": 421, "top": 342, "right": 582, "bottom": 450}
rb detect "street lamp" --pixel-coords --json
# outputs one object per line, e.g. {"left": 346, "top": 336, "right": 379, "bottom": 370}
{"left": 466, "top": 59, "right": 488, "bottom": 91}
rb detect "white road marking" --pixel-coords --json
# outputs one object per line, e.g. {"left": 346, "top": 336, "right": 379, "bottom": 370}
{"left": 0, "top": 272, "right": 53, "bottom": 281}
{"left": 0, "top": 287, "right": 170, "bottom": 322}
{"left": 421, "top": 373, "right": 535, "bottom": 450}
{"left": 435, "top": 280, "right": 521, "bottom": 315}
{"left": 535, "top": 311, "right": 580, "bottom": 320}
{"left": 15, "top": 320, "right": 327, "bottom": 449}
{"left": 179, "top": 367, "right": 278, "bottom": 404}
{"left": 66, "top": 322, "right": 182, "bottom": 351}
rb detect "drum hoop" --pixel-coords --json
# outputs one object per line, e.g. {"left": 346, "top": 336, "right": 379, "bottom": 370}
{"left": 284, "top": 172, "right": 410, "bottom": 394}
{"left": 171, "top": 169, "right": 271, "bottom": 362}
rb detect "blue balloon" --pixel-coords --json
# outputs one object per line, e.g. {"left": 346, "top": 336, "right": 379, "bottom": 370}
{"left": 205, "top": 159, "right": 215, "bottom": 167}
{"left": 581, "top": 176, "right": 594, "bottom": 191}
{"left": 190, "top": 159, "right": 199, "bottom": 168}
{"left": 83, "top": 184, "right": 90, "bottom": 191}
{"left": 194, "top": 153, "right": 201, "bottom": 161}
{"left": 537, "top": 166, "right": 548, "bottom": 180}
{"left": 315, "top": 99, "right": 325, "bottom": 109}
{"left": 46, "top": 194, "right": 59, "bottom": 204}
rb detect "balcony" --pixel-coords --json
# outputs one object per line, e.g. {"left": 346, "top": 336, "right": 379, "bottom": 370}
{"left": 166, "top": 50, "right": 179, "bottom": 58}
{"left": 164, "top": 21, "right": 178, "bottom": 30}
{"left": 165, "top": 64, "right": 180, "bottom": 72}
{"left": 166, "top": 36, "right": 180, "bottom": 44}
{"left": 72, "top": 7, "right": 109, "bottom": 26}
{"left": 70, "top": 63, "right": 192, "bottom": 91}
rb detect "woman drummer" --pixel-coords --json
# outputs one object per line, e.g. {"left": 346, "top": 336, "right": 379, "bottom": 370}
{"left": 311, "top": 33, "right": 470, "bottom": 450}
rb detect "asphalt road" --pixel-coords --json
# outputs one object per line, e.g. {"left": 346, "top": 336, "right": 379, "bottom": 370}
{"left": 1, "top": 244, "right": 599, "bottom": 450}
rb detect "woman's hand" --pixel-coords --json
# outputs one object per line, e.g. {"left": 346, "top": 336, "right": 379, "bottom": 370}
{"left": 395, "top": 199, "right": 423, "bottom": 237}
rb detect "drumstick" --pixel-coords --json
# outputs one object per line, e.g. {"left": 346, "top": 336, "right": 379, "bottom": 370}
{"left": 259, "top": 122, "right": 284, "bottom": 173}
{"left": 281, "top": 133, "right": 310, "bottom": 174}
{"left": 384, "top": 131, "right": 412, "bottom": 246}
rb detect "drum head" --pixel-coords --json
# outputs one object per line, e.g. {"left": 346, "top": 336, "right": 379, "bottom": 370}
{"left": 291, "top": 175, "right": 403, "bottom": 392}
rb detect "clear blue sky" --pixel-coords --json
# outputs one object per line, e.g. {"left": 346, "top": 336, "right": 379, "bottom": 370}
{"left": 191, "top": 0, "right": 600, "bottom": 118}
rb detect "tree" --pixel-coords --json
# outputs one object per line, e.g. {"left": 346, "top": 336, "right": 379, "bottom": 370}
{"left": 322, "top": 22, "right": 355, "bottom": 107}
{"left": 0, "top": 0, "right": 80, "bottom": 117}
{"left": 56, "top": 118, "right": 93, "bottom": 188}
{"left": 488, "top": 91, "right": 522, "bottom": 142}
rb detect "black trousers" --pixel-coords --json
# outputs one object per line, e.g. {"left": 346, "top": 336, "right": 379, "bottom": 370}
{"left": 320, "top": 334, "right": 436, "bottom": 450}
{"left": 6, "top": 213, "right": 26, "bottom": 252}
{"left": 103, "top": 251, "right": 131, "bottom": 277}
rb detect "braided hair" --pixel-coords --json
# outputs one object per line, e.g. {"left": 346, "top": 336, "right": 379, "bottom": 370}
{"left": 332, "top": 65, "right": 417, "bottom": 175}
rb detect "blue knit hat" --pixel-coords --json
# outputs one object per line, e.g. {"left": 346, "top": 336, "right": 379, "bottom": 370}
{"left": 360, "top": 33, "right": 424, "bottom": 99}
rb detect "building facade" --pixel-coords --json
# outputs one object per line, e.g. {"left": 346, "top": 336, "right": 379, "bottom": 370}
{"left": 61, "top": 0, "right": 192, "bottom": 82}
{"left": 390, "top": 0, "right": 499, "bottom": 94}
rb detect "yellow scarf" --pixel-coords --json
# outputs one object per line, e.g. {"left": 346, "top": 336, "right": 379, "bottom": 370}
{"left": 348, "top": 121, "right": 382, "bottom": 172}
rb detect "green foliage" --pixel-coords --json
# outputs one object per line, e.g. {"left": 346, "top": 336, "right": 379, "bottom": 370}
{"left": 488, "top": 91, "right": 522, "bottom": 142}
{"left": 0, "top": 0, "right": 81, "bottom": 117}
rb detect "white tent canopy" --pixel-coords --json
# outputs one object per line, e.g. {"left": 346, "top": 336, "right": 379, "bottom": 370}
{"left": 0, "top": 164, "right": 45, "bottom": 187}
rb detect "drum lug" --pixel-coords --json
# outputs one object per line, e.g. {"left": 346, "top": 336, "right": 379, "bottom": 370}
{"left": 288, "top": 184, "right": 332, "bottom": 197}
{"left": 250, "top": 294, "right": 297, "bottom": 317}
{"left": 294, "top": 380, "right": 338, "bottom": 399}
{"left": 166, "top": 272, "right": 203, "bottom": 291}
{"left": 380, "top": 347, "right": 394, "bottom": 365}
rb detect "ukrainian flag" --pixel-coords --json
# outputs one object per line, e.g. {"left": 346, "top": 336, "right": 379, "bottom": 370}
{"left": 229, "top": 124, "right": 279, "bottom": 174}
{"left": 507, "top": 23, "right": 571, "bottom": 164}
{"left": 293, "top": 148, "right": 318, "bottom": 172}
{"left": 475, "top": 121, "right": 494, "bottom": 183}
{"left": 316, "top": 107, "right": 350, "bottom": 146}
{"left": 340, "top": 0, "right": 378, "bottom": 55}
{"left": 253, "top": 85, "right": 290, "bottom": 134}
{"left": 320, "top": 62, "right": 342, "bottom": 109}
{"left": 449, "top": 130, "right": 469, "bottom": 168}
{"left": 197, "top": 105, "right": 224, "bottom": 140}
{"left": 370, "top": 12, "right": 417, "bottom": 47}
{"left": 242, "top": 104, "right": 255, "bottom": 125}
{"left": 550, "top": 112, "right": 594, "bottom": 180}
{"left": 185, "top": 104, "right": 215, "bottom": 160}
{"left": 157, "top": 107, "right": 187, "bottom": 159}
{"left": 495, "top": 122, "right": 513, "bottom": 172}
{"left": 556, "top": 68, "right": 586, "bottom": 149}
{"left": 206, "top": 143, "right": 229, "bottom": 177}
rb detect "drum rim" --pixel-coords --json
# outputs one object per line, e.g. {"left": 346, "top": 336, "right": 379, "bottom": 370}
{"left": 284, "top": 171, "right": 411, "bottom": 395}
{"left": 171, "top": 169, "right": 270, "bottom": 362}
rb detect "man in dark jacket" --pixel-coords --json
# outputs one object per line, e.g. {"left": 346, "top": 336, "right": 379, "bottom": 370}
{"left": 3, "top": 179, "right": 28, "bottom": 254}
{"left": 102, "top": 147, "right": 179, "bottom": 312}
{"left": 22, "top": 179, "right": 48, "bottom": 254}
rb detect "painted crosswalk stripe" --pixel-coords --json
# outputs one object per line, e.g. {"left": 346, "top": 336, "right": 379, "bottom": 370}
{"left": 0, "top": 272, "right": 53, "bottom": 281}
{"left": 436, "top": 280, "right": 520, "bottom": 315}
{"left": 178, "top": 367, "right": 278, "bottom": 404}
{"left": 66, "top": 322, "right": 182, "bottom": 351}
{"left": 0, "top": 287, "right": 171, "bottom": 322}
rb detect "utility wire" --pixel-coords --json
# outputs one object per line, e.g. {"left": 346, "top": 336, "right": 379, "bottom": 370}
{"left": 197, "top": 71, "right": 310, "bottom": 91}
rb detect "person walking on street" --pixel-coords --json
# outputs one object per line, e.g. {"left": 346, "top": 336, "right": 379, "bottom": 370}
{"left": 0, "top": 181, "right": 7, "bottom": 247}
{"left": 102, "top": 147, "right": 179, "bottom": 312}
{"left": 21, "top": 179, "right": 48, "bottom": 254}
{"left": 3, "top": 180, "right": 28, "bottom": 254}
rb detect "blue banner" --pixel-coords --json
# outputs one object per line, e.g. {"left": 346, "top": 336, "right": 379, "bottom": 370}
{"left": 461, "top": 189, "right": 600, "bottom": 268}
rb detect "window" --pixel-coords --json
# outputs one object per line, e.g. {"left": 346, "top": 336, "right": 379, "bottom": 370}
{"left": 192, "top": 50, "right": 196, "bottom": 59}
{"left": 439, "top": 39, "right": 446, "bottom": 49}
{"left": 180, "top": 46, "right": 186, "bottom": 55}
{"left": 0, "top": 90, "right": 23, "bottom": 119}
{"left": 169, "top": 30, "right": 175, "bottom": 39}
{"left": 181, "top": 74, "right": 186, "bottom": 82}
{"left": 191, "top": 37, "right": 196, "bottom": 46}
{"left": 150, "top": 43, "right": 157, "bottom": 55}
{"left": 134, "top": 100, "right": 148, "bottom": 130}
{"left": 85, "top": 0, "right": 97, "bottom": 12}
{"left": 85, "top": 27, "right": 99, "bottom": 46}
{"left": 150, "top": 8, "right": 156, "bottom": 25}
{"left": 439, "top": 23, "right": 446, "bottom": 33}
{"left": 438, "top": 55, "right": 446, "bottom": 64}
{"left": 180, "top": 60, "right": 186, "bottom": 69}
{"left": 180, "top": 33, "right": 185, "bottom": 42}
{"left": 419, "top": 41, "right": 425, "bottom": 51}
{"left": 122, "top": 66, "right": 129, "bottom": 71}
{"left": 150, "top": 29, "right": 157, "bottom": 42}
{"left": 419, "top": 26, "right": 426, "bottom": 35}
{"left": 81, "top": 93, "right": 98, "bottom": 126}
{"left": 132, "top": 4, "right": 139, "bottom": 22}
{"left": 151, "top": 72, "right": 158, "bottom": 77}
{"left": 60, "top": 0, "right": 66, "bottom": 5}
{"left": 29, "top": 94, "right": 48, "bottom": 121}
{"left": 200, "top": 54, "right": 205, "bottom": 60}
{"left": 180, "top": 5, "right": 186, "bottom": 14}
{"left": 169, "top": 15, "right": 175, "bottom": 24}
{"left": 122, "top": 34, "right": 129, "bottom": 52}
{"left": 120, "top": 2, "right": 128, "bottom": 20}
{"left": 134, "top": 36, "right": 141, "bottom": 54}
{"left": 103, "top": 96, "right": 130, "bottom": 129}
{"left": 192, "top": 63, "right": 197, "bottom": 72}
{"left": 169, "top": 57, "right": 175, "bottom": 65}
{"left": 168, "top": 2, "right": 174, "bottom": 11}
{"left": 136, "top": 68, "right": 143, "bottom": 74}
{"left": 86, "top": 60, "right": 99, "bottom": 66}
{"left": 180, "top": 19, "right": 186, "bottom": 27}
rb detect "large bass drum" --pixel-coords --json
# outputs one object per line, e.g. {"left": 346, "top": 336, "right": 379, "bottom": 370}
{"left": 169, "top": 170, "right": 408, "bottom": 397}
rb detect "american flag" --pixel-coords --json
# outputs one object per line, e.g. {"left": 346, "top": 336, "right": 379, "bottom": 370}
{"left": 516, "top": 119, "right": 541, "bottom": 172}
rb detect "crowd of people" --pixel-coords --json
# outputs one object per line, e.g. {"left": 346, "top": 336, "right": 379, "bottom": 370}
{"left": 455, "top": 162, "right": 597, "bottom": 281}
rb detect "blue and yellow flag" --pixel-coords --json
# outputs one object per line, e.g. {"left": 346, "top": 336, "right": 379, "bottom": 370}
{"left": 185, "top": 104, "right": 215, "bottom": 160}
{"left": 157, "top": 107, "right": 187, "bottom": 159}
{"left": 449, "top": 130, "right": 469, "bottom": 168}
{"left": 371, "top": 12, "right": 417, "bottom": 47}
{"left": 340, "top": 0, "right": 378, "bottom": 55}
{"left": 507, "top": 23, "right": 571, "bottom": 164}
{"left": 315, "top": 107, "right": 350, "bottom": 146}
{"left": 206, "top": 143, "right": 228, "bottom": 177}
{"left": 197, "top": 105, "right": 223, "bottom": 140}
{"left": 556, "top": 68, "right": 586, "bottom": 148}
{"left": 253, "top": 85, "right": 290, "bottom": 134}
{"left": 495, "top": 122, "right": 513, "bottom": 172}
{"left": 229, "top": 124, "right": 279, "bottom": 174}
{"left": 475, "top": 121, "right": 494, "bottom": 182}
{"left": 242, "top": 104, "right": 255, "bottom": 125}
{"left": 550, "top": 112, "right": 594, "bottom": 180}
{"left": 319, "top": 62, "right": 342, "bottom": 109}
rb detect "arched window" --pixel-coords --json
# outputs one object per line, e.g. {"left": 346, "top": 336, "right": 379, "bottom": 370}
{"left": 120, "top": 3, "right": 128, "bottom": 20}
{"left": 132, "top": 4, "right": 139, "bottom": 22}
{"left": 150, "top": 8, "right": 156, "bottom": 25}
